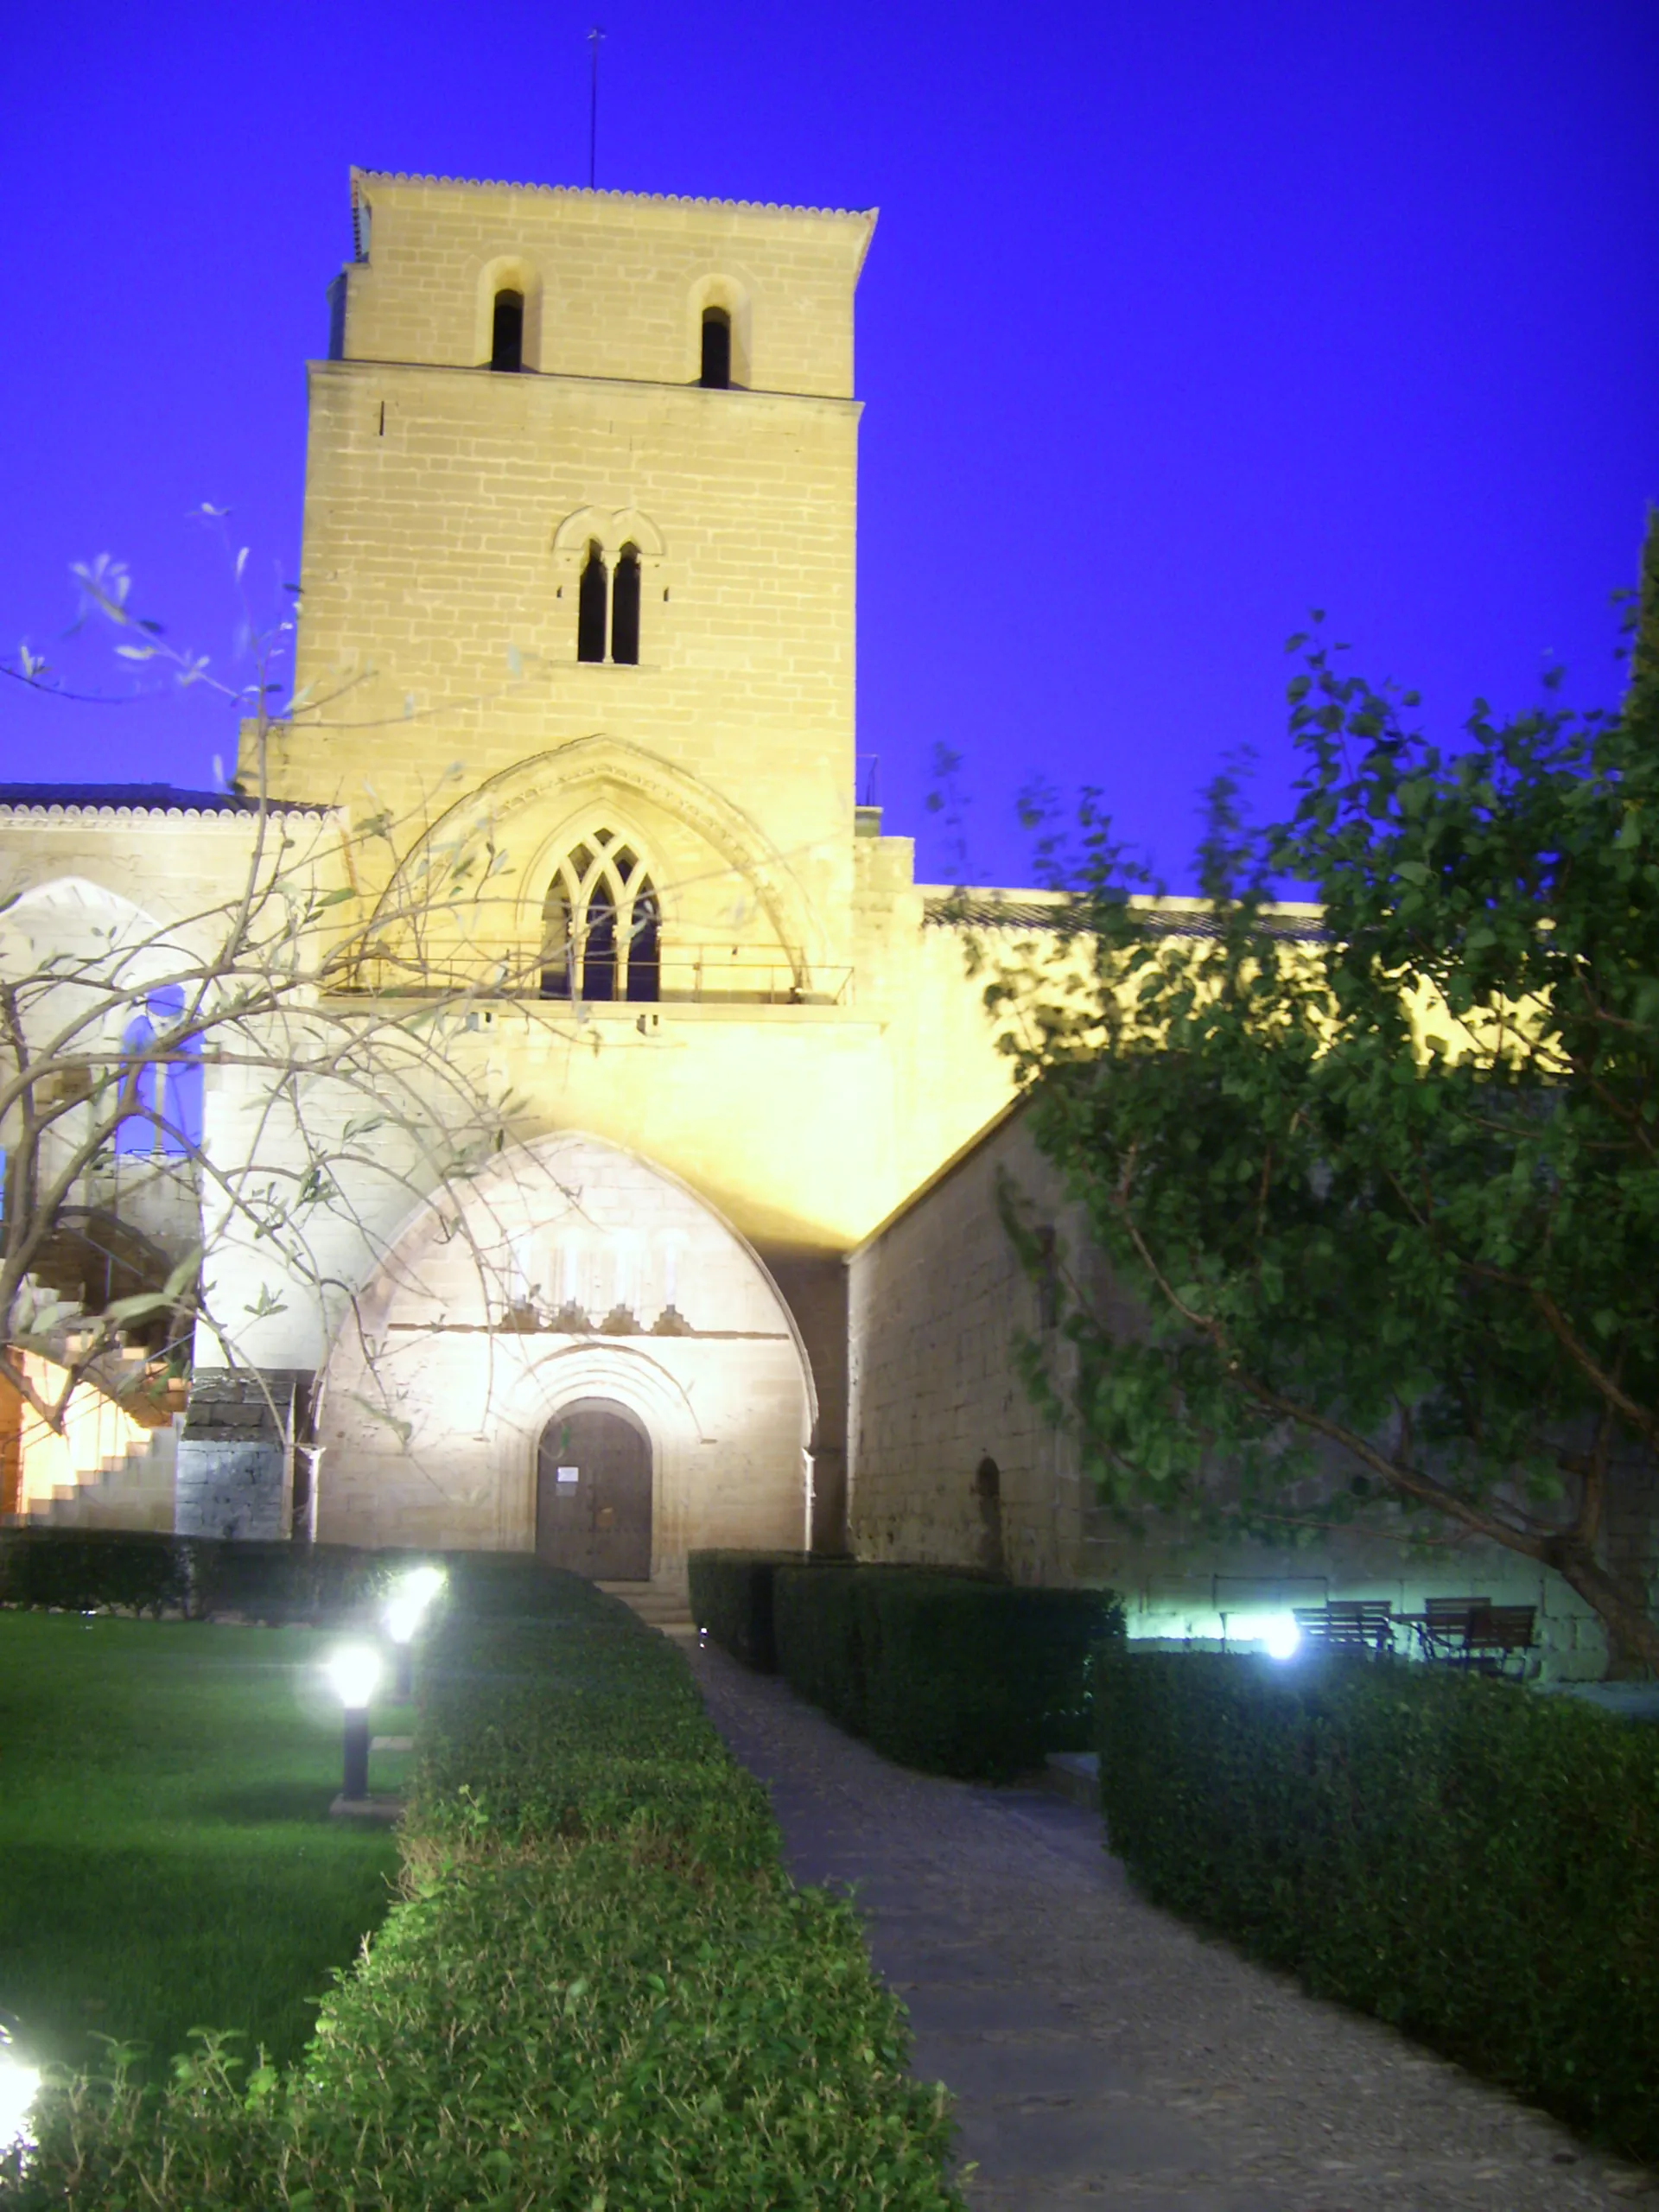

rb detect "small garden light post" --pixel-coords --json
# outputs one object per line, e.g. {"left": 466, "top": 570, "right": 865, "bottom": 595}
{"left": 326, "top": 1644, "right": 383, "bottom": 1802}
{"left": 383, "top": 1565, "right": 446, "bottom": 1701}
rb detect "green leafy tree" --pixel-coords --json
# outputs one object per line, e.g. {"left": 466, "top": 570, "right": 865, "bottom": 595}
{"left": 988, "top": 516, "right": 1659, "bottom": 1675}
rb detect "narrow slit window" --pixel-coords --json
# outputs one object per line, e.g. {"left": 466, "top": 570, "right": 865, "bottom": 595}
{"left": 577, "top": 543, "right": 608, "bottom": 663}
{"left": 626, "top": 883, "right": 660, "bottom": 1002}
{"left": 491, "top": 289, "right": 524, "bottom": 372}
{"left": 699, "top": 307, "right": 731, "bottom": 389}
{"left": 611, "top": 545, "right": 641, "bottom": 664}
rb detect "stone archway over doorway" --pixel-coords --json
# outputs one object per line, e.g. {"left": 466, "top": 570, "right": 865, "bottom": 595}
{"left": 312, "top": 1128, "right": 817, "bottom": 1567}
{"left": 536, "top": 1397, "right": 652, "bottom": 1580}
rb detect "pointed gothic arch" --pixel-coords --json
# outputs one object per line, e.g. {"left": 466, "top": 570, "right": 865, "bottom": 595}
{"left": 365, "top": 736, "right": 827, "bottom": 994}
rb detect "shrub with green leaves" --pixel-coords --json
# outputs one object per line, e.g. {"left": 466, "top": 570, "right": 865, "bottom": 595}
{"left": 5, "top": 1557, "right": 964, "bottom": 2209}
{"left": 1096, "top": 1648, "right": 1659, "bottom": 2164}
{"left": 772, "top": 1564, "right": 1121, "bottom": 1781}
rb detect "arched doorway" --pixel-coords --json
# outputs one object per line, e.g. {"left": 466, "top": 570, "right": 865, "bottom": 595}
{"left": 536, "top": 1397, "right": 652, "bottom": 1580}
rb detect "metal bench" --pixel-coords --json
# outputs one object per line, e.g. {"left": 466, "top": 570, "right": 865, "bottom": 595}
{"left": 1293, "top": 1600, "right": 1395, "bottom": 1654}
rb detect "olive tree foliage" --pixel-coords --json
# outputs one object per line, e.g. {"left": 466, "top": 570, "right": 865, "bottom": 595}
{"left": 984, "top": 516, "right": 1659, "bottom": 1674}
{"left": 0, "top": 543, "right": 590, "bottom": 1446}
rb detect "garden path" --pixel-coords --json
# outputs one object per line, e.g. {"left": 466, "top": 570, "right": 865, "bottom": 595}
{"left": 687, "top": 1640, "right": 1653, "bottom": 2212}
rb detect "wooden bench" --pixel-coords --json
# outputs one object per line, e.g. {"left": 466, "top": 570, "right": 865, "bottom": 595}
{"left": 1410, "top": 1595, "right": 1495, "bottom": 1664}
{"left": 1459, "top": 1605, "right": 1538, "bottom": 1676}
{"left": 1292, "top": 1600, "right": 1395, "bottom": 1654}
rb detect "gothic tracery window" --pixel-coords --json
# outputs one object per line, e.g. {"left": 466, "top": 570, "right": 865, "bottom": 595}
{"left": 540, "top": 831, "right": 660, "bottom": 1003}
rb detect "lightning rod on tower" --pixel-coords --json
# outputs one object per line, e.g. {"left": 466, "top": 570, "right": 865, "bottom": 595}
{"left": 588, "top": 27, "right": 605, "bottom": 189}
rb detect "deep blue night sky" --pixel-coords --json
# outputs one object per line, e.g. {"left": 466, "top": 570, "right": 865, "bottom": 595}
{"left": 3, "top": 0, "right": 1656, "bottom": 889}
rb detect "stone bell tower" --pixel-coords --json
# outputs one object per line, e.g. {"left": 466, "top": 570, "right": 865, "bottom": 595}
{"left": 256, "top": 170, "right": 878, "bottom": 985}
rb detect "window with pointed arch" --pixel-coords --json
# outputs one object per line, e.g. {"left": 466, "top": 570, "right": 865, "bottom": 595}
{"left": 113, "top": 985, "right": 204, "bottom": 1157}
{"left": 540, "top": 832, "right": 660, "bottom": 1003}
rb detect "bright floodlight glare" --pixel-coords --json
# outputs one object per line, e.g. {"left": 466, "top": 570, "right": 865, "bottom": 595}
{"left": 325, "top": 1643, "right": 383, "bottom": 1710}
{"left": 384, "top": 1565, "right": 446, "bottom": 1645}
{"left": 1263, "top": 1616, "right": 1301, "bottom": 1662}
{"left": 384, "top": 1593, "right": 423, "bottom": 1646}
{"left": 404, "top": 1565, "right": 446, "bottom": 1606}
{"left": 0, "top": 2044, "right": 42, "bottom": 2153}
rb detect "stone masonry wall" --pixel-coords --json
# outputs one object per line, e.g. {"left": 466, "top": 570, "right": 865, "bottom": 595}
{"left": 848, "top": 1104, "right": 1631, "bottom": 1680}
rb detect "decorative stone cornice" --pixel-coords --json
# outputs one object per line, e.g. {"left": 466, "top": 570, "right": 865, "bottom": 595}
{"left": 352, "top": 168, "right": 874, "bottom": 225}
{"left": 0, "top": 801, "right": 329, "bottom": 826}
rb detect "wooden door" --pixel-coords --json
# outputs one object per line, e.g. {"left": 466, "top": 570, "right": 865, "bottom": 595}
{"left": 536, "top": 1399, "right": 652, "bottom": 1580}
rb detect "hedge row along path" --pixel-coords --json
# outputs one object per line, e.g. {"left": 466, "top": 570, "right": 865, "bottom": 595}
{"left": 687, "top": 1639, "right": 1654, "bottom": 2212}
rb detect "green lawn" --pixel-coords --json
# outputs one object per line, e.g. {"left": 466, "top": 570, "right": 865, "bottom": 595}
{"left": 0, "top": 1611, "right": 405, "bottom": 2081}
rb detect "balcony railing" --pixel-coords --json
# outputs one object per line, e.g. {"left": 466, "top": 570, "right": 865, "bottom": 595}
{"left": 340, "top": 944, "right": 853, "bottom": 1007}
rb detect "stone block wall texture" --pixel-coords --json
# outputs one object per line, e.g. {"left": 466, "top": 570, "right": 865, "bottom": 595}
{"left": 174, "top": 1370, "right": 296, "bottom": 1541}
{"left": 174, "top": 1442, "right": 287, "bottom": 1541}
{"left": 338, "top": 175, "right": 871, "bottom": 397}
{"left": 847, "top": 1103, "right": 1633, "bottom": 1679}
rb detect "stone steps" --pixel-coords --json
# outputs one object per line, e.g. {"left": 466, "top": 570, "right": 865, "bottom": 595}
{"left": 595, "top": 1580, "right": 696, "bottom": 1637}
{"left": 28, "top": 1427, "right": 177, "bottom": 1531}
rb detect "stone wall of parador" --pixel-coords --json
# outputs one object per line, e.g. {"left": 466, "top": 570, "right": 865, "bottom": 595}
{"left": 847, "top": 1104, "right": 1647, "bottom": 1682}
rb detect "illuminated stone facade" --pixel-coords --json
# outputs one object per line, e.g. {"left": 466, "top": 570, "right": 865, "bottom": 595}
{"left": 0, "top": 174, "right": 1020, "bottom": 1577}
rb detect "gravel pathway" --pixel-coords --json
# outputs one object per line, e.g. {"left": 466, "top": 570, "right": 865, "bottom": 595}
{"left": 687, "top": 1640, "right": 1655, "bottom": 2212}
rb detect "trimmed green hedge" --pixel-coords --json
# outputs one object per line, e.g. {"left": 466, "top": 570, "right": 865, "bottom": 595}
{"left": 688, "top": 1548, "right": 855, "bottom": 1673}
{"left": 1096, "top": 1648, "right": 1659, "bottom": 2164}
{"left": 770, "top": 1562, "right": 1122, "bottom": 1782}
{"left": 6, "top": 1557, "right": 964, "bottom": 2209}
{"left": 0, "top": 1528, "right": 189, "bottom": 1617}
{"left": 0, "top": 1528, "right": 391, "bottom": 1623}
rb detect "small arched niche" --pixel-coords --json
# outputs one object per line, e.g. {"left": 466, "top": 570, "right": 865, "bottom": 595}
{"left": 474, "top": 255, "right": 543, "bottom": 372}
{"left": 688, "top": 276, "right": 752, "bottom": 389}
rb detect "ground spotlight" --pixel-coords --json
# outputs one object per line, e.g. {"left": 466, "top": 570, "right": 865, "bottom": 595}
{"left": 1263, "top": 1615, "right": 1302, "bottom": 1662}
{"left": 383, "top": 1565, "right": 446, "bottom": 1699}
{"left": 325, "top": 1643, "right": 383, "bottom": 1801}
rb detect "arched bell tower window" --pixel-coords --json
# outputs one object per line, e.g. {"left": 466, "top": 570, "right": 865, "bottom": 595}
{"left": 575, "top": 540, "right": 645, "bottom": 664}
{"left": 700, "top": 306, "right": 732, "bottom": 389}
{"left": 576, "top": 543, "right": 608, "bottom": 663}
{"left": 540, "top": 832, "right": 660, "bottom": 1004}
{"left": 611, "top": 545, "right": 641, "bottom": 664}
{"left": 490, "top": 289, "right": 524, "bottom": 372}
